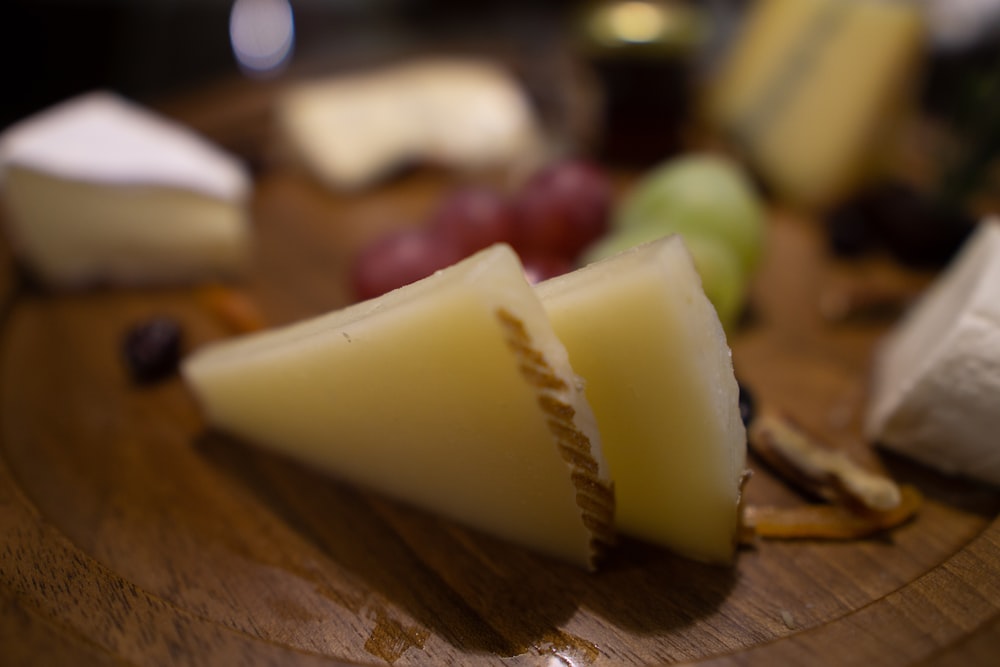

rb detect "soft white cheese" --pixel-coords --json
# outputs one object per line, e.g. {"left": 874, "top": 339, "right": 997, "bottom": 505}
{"left": 866, "top": 218, "right": 1000, "bottom": 486}
{"left": 0, "top": 92, "right": 251, "bottom": 287}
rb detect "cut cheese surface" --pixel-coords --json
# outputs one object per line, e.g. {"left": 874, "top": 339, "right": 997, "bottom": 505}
{"left": 866, "top": 218, "right": 1000, "bottom": 486}
{"left": 0, "top": 92, "right": 251, "bottom": 287}
{"left": 183, "top": 244, "right": 614, "bottom": 568}
{"left": 536, "top": 235, "right": 747, "bottom": 563}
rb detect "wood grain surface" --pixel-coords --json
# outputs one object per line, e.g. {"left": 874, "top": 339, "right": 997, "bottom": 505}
{"left": 1, "top": 81, "right": 999, "bottom": 667}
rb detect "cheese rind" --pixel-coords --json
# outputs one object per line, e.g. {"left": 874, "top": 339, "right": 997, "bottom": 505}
{"left": 0, "top": 92, "right": 251, "bottom": 287}
{"left": 866, "top": 218, "right": 1000, "bottom": 486}
{"left": 183, "top": 244, "right": 614, "bottom": 568}
{"left": 536, "top": 235, "right": 747, "bottom": 563}
{"left": 0, "top": 92, "right": 248, "bottom": 199}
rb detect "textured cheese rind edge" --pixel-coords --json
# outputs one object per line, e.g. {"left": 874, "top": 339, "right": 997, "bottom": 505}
{"left": 183, "top": 243, "right": 615, "bottom": 568}
{"left": 0, "top": 91, "right": 250, "bottom": 202}
{"left": 537, "top": 234, "right": 748, "bottom": 563}
{"left": 865, "top": 218, "right": 1000, "bottom": 485}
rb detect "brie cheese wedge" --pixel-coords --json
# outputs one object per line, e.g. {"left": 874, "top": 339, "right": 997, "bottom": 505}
{"left": 183, "top": 244, "right": 615, "bottom": 568}
{"left": 537, "top": 235, "right": 747, "bottom": 563}
{"left": 866, "top": 218, "right": 1000, "bottom": 486}
{"left": 0, "top": 92, "right": 251, "bottom": 287}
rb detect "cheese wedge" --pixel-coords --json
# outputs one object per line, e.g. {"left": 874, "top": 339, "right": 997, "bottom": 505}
{"left": 536, "top": 235, "right": 747, "bottom": 563}
{"left": 0, "top": 92, "right": 251, "bottom": 287}
{"left": 182, "top": 244, "right": 615, "bottom": 568}
{"left": 704, "top": 0, "right": 925, "bottom": 208}
{"left": 277, "top": 58, "right": 543, "bottom": 190}
{"left": 866, "top": 218, "right": 1000, "bottom": 486}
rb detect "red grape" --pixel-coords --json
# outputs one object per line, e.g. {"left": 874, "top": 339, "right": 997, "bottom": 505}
{"left": 521, "top": 253, "right": 573, "bottom": 285}
{"left": 428, "top": 187, "right": 516, "bottom": 254}
{"left": 512, "top": 159, "right": 613, "bottom": 260}
{"left": 351, "top": 228, "right": 464, "bottom": 301}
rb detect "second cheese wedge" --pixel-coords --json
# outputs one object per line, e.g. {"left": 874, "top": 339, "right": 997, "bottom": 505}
{"left": 537, "top": 235, "right": 747, "bottom": 563}
{"left": 183, "top": 244, "right": 614, "bottom": 568}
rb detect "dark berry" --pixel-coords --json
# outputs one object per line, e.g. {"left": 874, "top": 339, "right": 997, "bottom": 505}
{"left": 737, "top": 380, "right": 756, "bottom": 428}
{"left": 825, "top": 200, "right": 875, "bottom": 258}
{"left": 866, "top": 182, "right": 976, "bottom": 267}
{"left": 123, "top": 316, "right": 183, "bottom": 384}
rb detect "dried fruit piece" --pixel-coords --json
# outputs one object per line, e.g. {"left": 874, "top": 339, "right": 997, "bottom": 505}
{"left": 743, "top": 484, "right": 922, "bottom": 540}
{"left": 122, "top": 316, "right": 183, "bottom": 384}
{"left": 749, "top": 412, "right": 901, "bottom": 512}
{"left": 196, "top": 283, "right": 267, "bottom": 333}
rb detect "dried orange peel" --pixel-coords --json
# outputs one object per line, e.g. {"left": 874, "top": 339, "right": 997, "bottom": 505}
{"left": 742, "top": 484, "right": 922, "bottom": 541}
{"left": 196, "top": 283, "right": 267, "bottom": 334}
{"left": 743, "top": 411, "right": 921, "bottom": 541}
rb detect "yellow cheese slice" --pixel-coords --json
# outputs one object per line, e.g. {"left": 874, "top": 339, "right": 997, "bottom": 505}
{"left": 705, "top": 0, "right": 925, "bottom": 208}
{"left": 182, "top": 244, "right": 614, "bottom": 568}
{"left": 536, "top": 235, "right": 747, "bottom": 563}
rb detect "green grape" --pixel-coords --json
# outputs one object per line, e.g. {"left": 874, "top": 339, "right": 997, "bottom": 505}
{"left": 615, "top": 153, "right": 765, "bottom": 275}
{"left": 578, "top": 224, "right": 670, "bottom": 266}
{"left": 579, "top": 226, "right": 747, "bottom": 331}
{"left": 680, "top": 235, "right": 746, "bottom": 331}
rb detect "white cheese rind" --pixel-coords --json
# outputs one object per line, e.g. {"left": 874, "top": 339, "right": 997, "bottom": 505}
{"left": 182, "top": 244, "right": 614, "bottom": 568}
{"left": 0, "top": 92, "right": 249, "bottom": 200}
{"left": 0, "top": 92, "right": 252, "bottom": 287}
{"left": 866, "top": 218, "right": 1000, "bottom": 485}
{"left": 536, "top": 235, "right": 747, "bottom": 563}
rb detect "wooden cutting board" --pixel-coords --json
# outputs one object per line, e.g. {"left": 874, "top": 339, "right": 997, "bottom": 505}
{"left": 2, "top": 83, "right": 999, "bottom": 667}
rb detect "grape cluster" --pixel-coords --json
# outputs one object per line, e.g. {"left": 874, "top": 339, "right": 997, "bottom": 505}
{"left": 350, "top": 159, "right": 613, "bottom": 301}
{"left": 583, "top": 153, "right": 766, "bottom": 331}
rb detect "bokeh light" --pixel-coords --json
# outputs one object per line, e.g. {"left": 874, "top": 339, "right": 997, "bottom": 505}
{"left": 229, "top": 0, "right": 295, "bottom": 76}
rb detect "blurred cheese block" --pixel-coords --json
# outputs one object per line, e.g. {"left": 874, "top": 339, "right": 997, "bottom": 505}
{"left": 0, "top": 92, "right": 251, "bottom": 287}
{"left": 277, "top": 58, "right": 544, "bottom": 190}
{"left": 183, "top": 244, "right": 614, "bottom": 568}
{"left": 866, "top": 218, "right": 1000, "bottom": 486}
{"left": 705, "top": 0, "right": 926, "bottom": 208}
{"left": 537, "top": 235, "right": 747, "bottom": 563}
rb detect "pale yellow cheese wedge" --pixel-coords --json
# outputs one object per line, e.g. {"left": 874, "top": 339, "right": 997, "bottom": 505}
{"left": 536, "top": 235, "right": 747, "bottom": 563}
{"left": 0, "top": 92, "right": 251, "bottom": 287}
{"left": 705, "top": 0, "right": 925, "bottom": 208}
{"left": 182, "top": 244, "right": 614, "bottom": 568}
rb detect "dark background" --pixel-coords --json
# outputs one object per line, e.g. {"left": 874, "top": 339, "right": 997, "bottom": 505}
{"left": 0, "top": 0, "right": 585, "bottom": 129}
